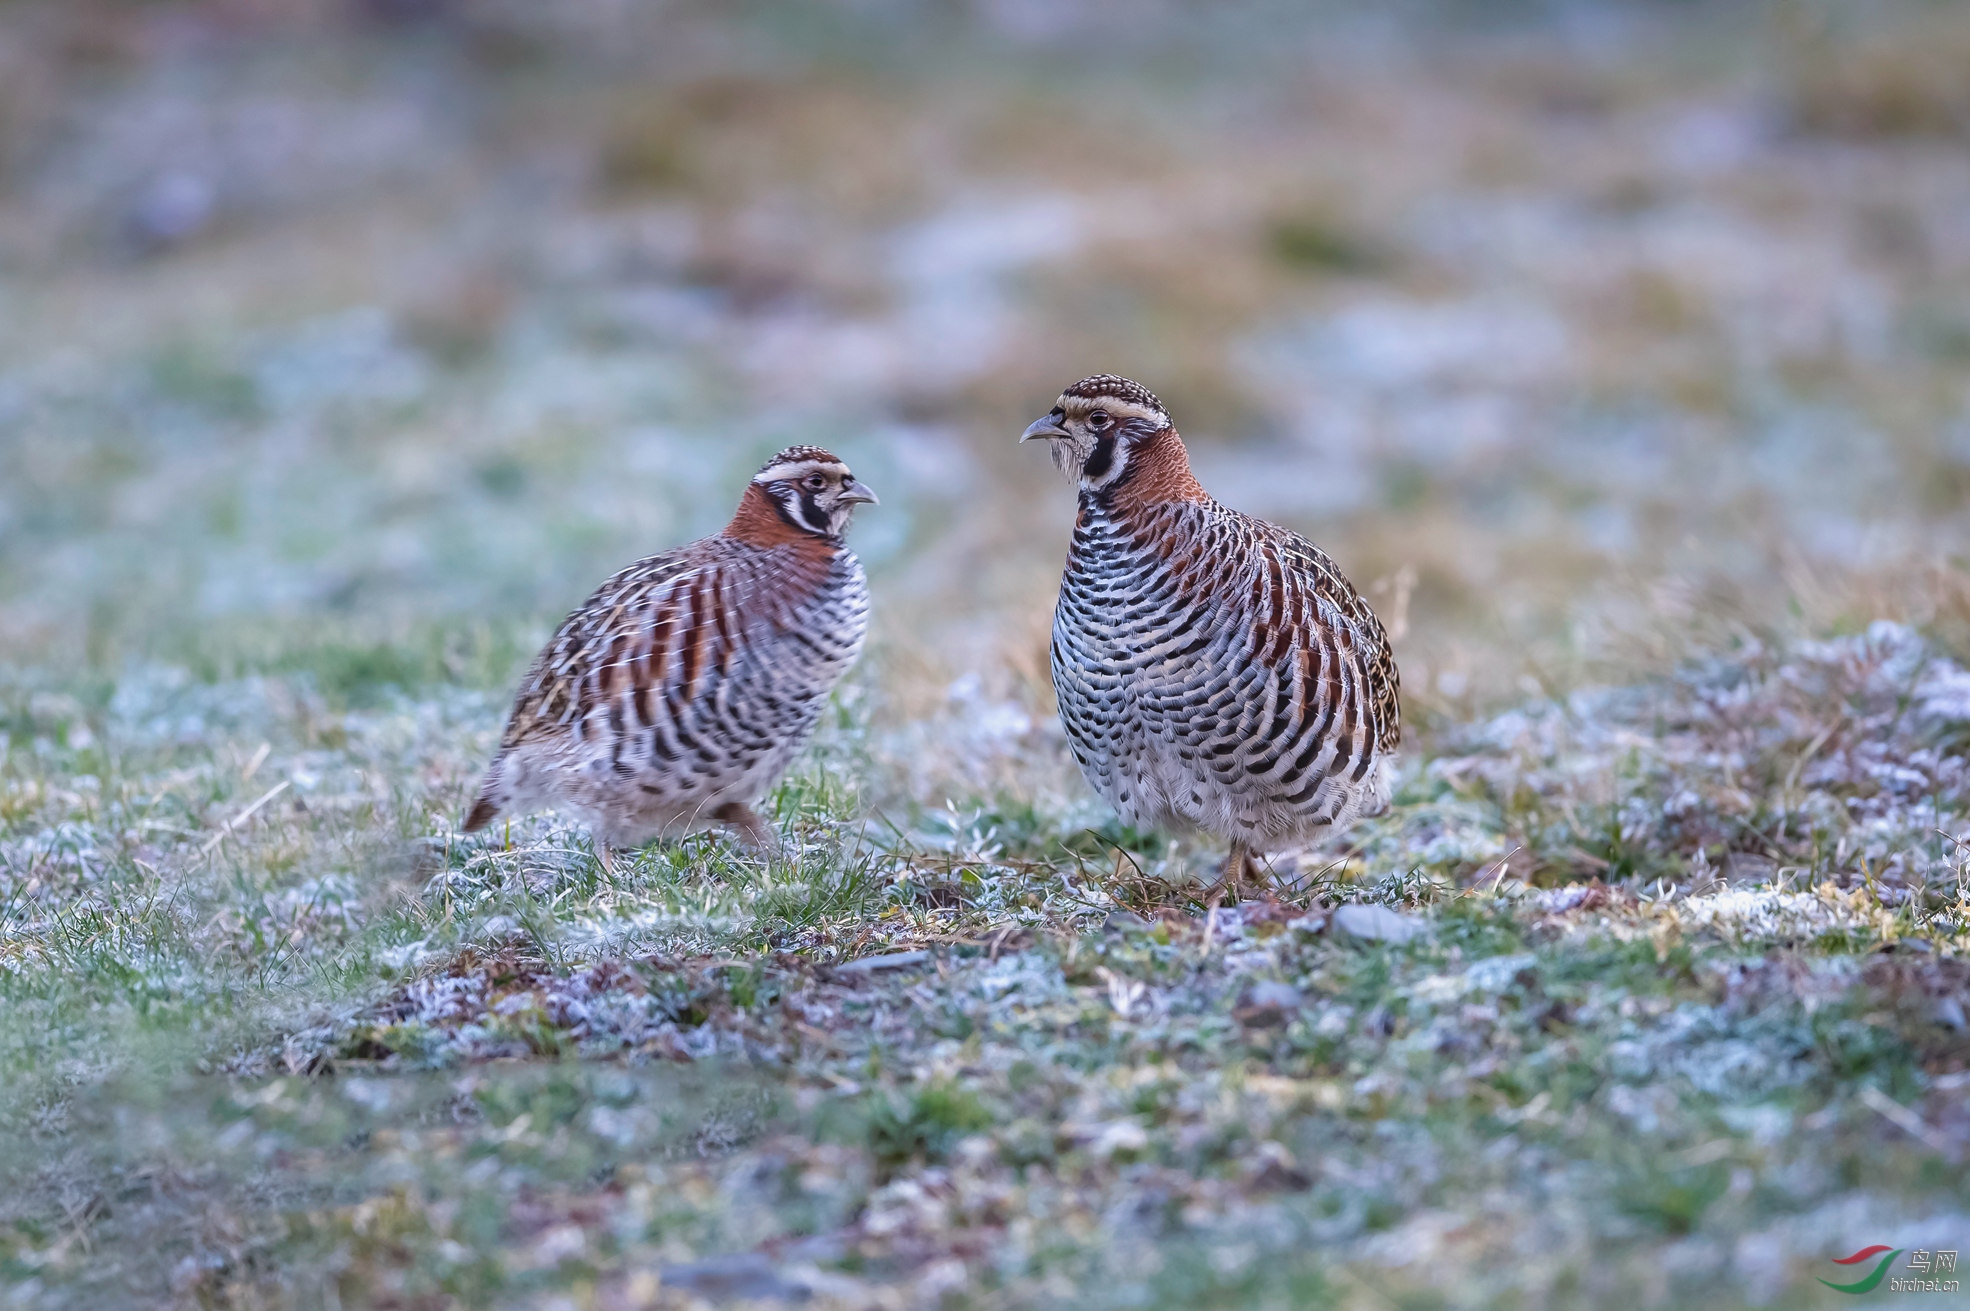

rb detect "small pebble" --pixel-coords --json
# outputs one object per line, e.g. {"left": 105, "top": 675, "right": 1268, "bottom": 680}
{"left": 833, "top": 950, "right": 931, "bottom": 975}
{"left": 1240, "top": 980, "right": 1305, "bottom": 1013}
{"left": 1331, "top": 903, "right": 1424, "bottom": 944}
{"left": 659, "top": 1253, "right": 807, "bottom": 1302}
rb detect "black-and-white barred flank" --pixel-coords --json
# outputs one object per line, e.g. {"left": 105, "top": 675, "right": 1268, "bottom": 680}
{"left": 1052, "top": 493, "right": 1397, "bottom": 845}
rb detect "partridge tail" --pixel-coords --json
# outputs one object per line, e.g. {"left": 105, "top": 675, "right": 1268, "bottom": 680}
{"left": 464, "top": 756, "right": 506, "bottom": 832}
{"left": 463, "top": 794, "right": 499, "bottom": 832}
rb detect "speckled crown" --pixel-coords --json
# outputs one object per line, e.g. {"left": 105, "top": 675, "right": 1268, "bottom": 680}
{"left": 757, "top": 445, "right": 845, "bottom": 476}
{"left": 1060, "top": 374, "right": 1168, "bottom": 424}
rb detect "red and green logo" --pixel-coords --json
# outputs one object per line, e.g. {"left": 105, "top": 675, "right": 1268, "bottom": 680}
{"left": 1820, "top": 1246, "right": 1903, "bottom": 1295}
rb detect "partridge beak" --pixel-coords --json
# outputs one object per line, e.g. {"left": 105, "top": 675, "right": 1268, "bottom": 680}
{"left": 1022, "top": 416, "right": 1069, "bottom": 443}
{"left": 838, "top": 481, "right": 879, "bottom": 506}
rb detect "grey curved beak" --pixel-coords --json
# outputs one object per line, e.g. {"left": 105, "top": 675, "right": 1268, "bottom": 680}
{"left": 838, "top": 481, "right": 879, "bottom": 506}
{"left": 1022, "top": 416, "right": 1069, "bottom": 443}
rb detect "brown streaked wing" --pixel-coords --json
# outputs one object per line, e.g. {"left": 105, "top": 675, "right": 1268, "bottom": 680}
{"left": 498, "top": 550, "right": 711, "bottom": 749}
{"left": 1272, "top": 525, "right": 1403, "bottom": 756}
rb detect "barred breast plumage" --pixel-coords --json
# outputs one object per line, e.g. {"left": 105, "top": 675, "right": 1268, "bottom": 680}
{"left": 463, "top": 446, "right": 876, "bottom": 868}
{"left": 1023, "top": 375, "right": 1400, "bottom": 887}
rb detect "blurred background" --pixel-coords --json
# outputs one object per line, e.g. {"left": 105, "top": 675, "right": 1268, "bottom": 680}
{"left": 7, "top": 8, "right": 1970, "bottom": 1303}
{"left": 4, "top": 0, "right": 1970, "bottom": 731}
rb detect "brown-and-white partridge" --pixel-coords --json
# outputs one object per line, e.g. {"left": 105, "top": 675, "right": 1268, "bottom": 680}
{"left": 464, "top": 446, "right": 876, "bottom": 870}
{"left": 1022, "top": 375, "right": 1400, "bottom": 889}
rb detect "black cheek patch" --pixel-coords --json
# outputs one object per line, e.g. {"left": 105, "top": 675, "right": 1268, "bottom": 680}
{"left": 1083, "top": 434, "right": 1116, "bottom": 480}
{"left": 798, "top": 491, "right": 832, "bottom": 533}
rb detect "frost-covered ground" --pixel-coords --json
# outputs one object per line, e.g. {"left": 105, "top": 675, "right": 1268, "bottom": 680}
{"left": 3, "top": 2, "right": 1969, "bottom": 1308}
{"left": 9, "top": 613, "right": 1969, "bottom": 1308}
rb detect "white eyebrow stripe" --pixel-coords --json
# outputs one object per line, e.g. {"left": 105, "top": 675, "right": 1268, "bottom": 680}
{"left": 753, "top": 459, "right": 849, "bottom": 484}
{"left": 1057, "top": 398, "right": 1168, "bottom": 426}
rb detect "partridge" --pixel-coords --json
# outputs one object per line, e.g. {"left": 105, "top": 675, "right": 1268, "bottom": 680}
{"left": 1022, "top": 375, "right": 1400, "bottom": 888}
{"left": 464, "top": 446, "right": 876, "bottom": 869}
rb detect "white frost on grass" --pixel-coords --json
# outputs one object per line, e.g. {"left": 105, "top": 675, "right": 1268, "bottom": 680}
{"left": 1674, "top": 886, "right": 1867, "bottom": 942}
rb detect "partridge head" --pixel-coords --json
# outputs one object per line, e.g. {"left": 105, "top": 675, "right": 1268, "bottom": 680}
{"left": 1021, "top": 373, "right": 1174, "bottom": 489}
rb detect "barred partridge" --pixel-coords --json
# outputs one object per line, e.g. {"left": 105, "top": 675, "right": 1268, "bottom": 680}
{"left": 464, "top": 447, "right": 876, "bottom": 870}
{"left": 1023, "top": 375, "right": 1400, "bottom": 889}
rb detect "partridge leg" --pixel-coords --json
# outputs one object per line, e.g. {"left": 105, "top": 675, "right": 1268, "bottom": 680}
{"left": 596, "top": 840, "right": 617, "bottom": 879}
{"left": 713, "top": 802, "right": 776, "bottom": 854}
{"left": 1213, "top": 840, "right": 1252, "bottom": 897}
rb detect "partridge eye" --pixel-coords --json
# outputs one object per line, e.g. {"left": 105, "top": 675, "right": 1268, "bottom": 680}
{"left": 804, "top": 474, "right": 826, "bottom": 490}
{"left": 1088, "top": 410, "right": 1111, "bottom": 429}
